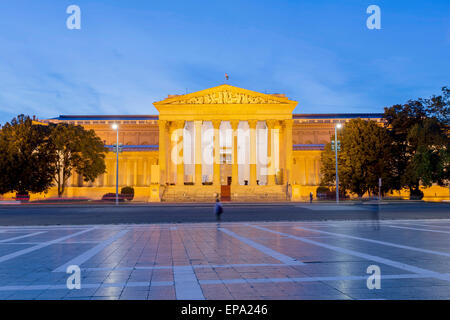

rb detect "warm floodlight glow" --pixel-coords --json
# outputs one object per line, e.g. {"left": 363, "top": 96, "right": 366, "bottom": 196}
{"left": 112, "top": 123, "right": 118, "bottom": 130}
{"left": 336, "top": 123, "right": 342, "bottom": 129}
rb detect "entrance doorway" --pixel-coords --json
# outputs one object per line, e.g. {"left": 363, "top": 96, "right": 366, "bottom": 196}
{"left": 221, "top": 176, "right": 232, "bottom": 201}
{"left": 221, "top": 185, "right": 231, "bottom": 201}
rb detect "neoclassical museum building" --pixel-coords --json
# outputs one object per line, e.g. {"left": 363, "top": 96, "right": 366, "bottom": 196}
{"left": 33, "top": 84, "right": 444, "bottom": 202}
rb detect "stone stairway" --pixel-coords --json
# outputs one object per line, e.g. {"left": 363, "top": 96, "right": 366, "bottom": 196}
{"left": 161, "top": 185, "right": 220, "bottom": 202}
{"left": 230, "top": 185, "right": 288, "bottom": 202}
{"left": 161, "top": 185, "right": 288, "bottom": 202}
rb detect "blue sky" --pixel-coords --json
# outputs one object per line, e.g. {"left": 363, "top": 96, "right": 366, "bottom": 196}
{"left": 0, "top": 0, "right": 449, "bottom": 123}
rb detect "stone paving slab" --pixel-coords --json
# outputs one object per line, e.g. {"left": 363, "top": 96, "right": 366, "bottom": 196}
{"left": 0, "top": 219, "right": 449, "bottom": 299}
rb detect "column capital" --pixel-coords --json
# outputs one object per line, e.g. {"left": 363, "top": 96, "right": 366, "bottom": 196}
{"left": 158, "top": 119, "right": 170, "bottom": 130}
{"left": 212, "top": 120, "right": 221, "bottom": 129}
{"left": 172, "top": 120, "right": 185, "bottom": 130}
{"left": 266, "top": 119, "right": 277, "bottom": 128}
{"left": 274, "top": 120, "right": 283, "bottom": 129}
{"left": 169, "top": 121, "right": 177, "bottom": 131}
{"left": 248, "top": 120, "right": 258, "bottom": 129}
{"left": 284, "top": 119, "right": 294, "bottom": 128}
{"left": 230, "top": 120, "right": 239, "bottom": 130}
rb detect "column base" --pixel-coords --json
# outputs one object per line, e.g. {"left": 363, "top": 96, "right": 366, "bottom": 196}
{"left": 250, "top": 164, "right": 257, "bottom": 185}
{"left": 195, "top": 164, "right": 202, "bottom": 185}
{"left": 231, "top": 165, "right": 238, "bottom": 186}
{"left": 267, "top": 175, "right": 276, "bottom": 185}
{"left": 176, "top": 164, "right": 184, "bottom": 186}
{"left": 213, "top": 164, "right": 220, "bottom": 186}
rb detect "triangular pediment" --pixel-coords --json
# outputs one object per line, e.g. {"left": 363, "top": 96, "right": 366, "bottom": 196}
{"left": 154, "top": 84, "right": 296, "bottom": 106}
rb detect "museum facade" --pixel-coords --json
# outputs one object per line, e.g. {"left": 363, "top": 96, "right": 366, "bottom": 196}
{"left": 36, "top": 84, "right": 397, "bottom": 201}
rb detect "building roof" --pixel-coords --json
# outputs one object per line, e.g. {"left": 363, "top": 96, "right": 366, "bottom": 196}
{"left": 52, "top": 113, "right": 383, "bottom": 121}
{"left": 53, "top": 115, "right": 158, "bottom": 121}
{"left": 293, "top": 113, "right": 383, "bottom": 119}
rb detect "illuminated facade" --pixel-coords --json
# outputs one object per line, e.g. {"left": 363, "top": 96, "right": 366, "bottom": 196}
{"left": 26, "top": 84, "right": 446, "bottom": 202}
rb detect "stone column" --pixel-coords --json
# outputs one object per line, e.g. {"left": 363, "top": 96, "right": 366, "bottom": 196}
{"left": 212, "top": 120, "right": 221, "bottom": 186}
{"left": 194, "top": 120, "right": 203, "bottom": 185}
{"left": 167, "top": 122, "right": 176, "bottom": 184}
{"left": 266, "top": 120, "right": 276, "bottom": 185}
{"left": 158, "top": 120, "right": 168, "bottom": 185}
{"left": 248, "top": 120, "right": 258, "bottom": 185}
{"left": 315, "top": 157, "right": 320, "bottom": 185}
{"left": 133, "top": 159, "right": 138, "bottom": 186}
{"left": 125, "top": 159, "right": 130, "bottom": 186}
{"left": 277, "top": 121, "right": 285, "bottom": 184}
{"left": 143, "top": 159, "right": 148, "bottom": 186}
{"left": 104, "top": 160, "right": 109, "bottom": 187}
{"left": 175, "top": 121, "right": 185, "bottom": 186}
{"left": 285, "top": 119, "right": 293, "bottom": 186}
{"left": 273, "top": 121, "right": 285, "bottom": 184}
{"left": 303, "top": 157, "right": 308, "bottom": 185}
{"left": 230, "top": 120, "right": 239, "bottom": 186}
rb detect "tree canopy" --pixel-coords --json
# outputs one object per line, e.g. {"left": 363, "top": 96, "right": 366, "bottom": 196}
{"left": 0, "top": 115, "right": 56, "bottom": 195}
{"left": 321, "top": 87, "right": 449, "bottom": 199}
{"left": 320, "top": 118, "right": 395, "bottom": 197}
{"left": 383, "top": 87, "right": 449, "bottom": 197}
{"left": 0, "top": 115, "right": 108, "bottom": 197}
{"left": 49, "top": 123, "right": 108, "bottom": 197}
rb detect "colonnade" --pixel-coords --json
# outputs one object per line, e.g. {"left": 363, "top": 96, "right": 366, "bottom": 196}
{"left": 158, "top": 119, "right": 293, "bottom": 186}
{"left": 70, "top": 157, "right": 157, "bottom": 187}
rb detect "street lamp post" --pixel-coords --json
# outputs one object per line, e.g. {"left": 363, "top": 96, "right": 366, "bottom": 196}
{"left": 112, "top": 123, "right": 119, "bottom": 206}
{"left": 335, "top": 123, "right": 342, "bottom": 204}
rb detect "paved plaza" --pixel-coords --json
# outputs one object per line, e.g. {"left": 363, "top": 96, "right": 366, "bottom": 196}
{"left": 0, "top": 218, "right": 450, "bottom": 300}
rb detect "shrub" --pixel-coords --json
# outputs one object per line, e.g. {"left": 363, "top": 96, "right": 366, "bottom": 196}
{"left": 316, "top": 186, "right": 330, "bottom": 194}
{"left": 121, "top": 186, "right": 134, "bottom": 201}
{"left": 316, "top": 186, "right": 331, "bottom": 199}
{"left": 410, "top": 188, "right": 424, "bottom": 200}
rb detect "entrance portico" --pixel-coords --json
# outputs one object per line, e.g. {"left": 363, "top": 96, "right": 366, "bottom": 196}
{"left": 154, "top": 84, "right": 297, "bottom": 201}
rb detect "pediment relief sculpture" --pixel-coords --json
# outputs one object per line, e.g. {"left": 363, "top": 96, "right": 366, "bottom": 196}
{"left": 164, "top": 90, "right": 287, "bottom": 105}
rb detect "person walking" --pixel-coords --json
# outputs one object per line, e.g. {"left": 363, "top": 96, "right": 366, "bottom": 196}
{"left": 214, "top": 198, "right": 223, "bottom": 221}
{"left": 309, "top": 192, "right": 313, "bottom": 204}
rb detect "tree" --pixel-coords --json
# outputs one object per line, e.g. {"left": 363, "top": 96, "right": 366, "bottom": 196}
{"left": 320, "top": 119, "right": 395, "bottom": 198}
{"left": 0, "top": 115, "right": 56, "bottom": 195}
{"left": 383, "top": 87, "right": 450, "bottom": 198}
{"left": 49, "top": 123, "right": 108, "bottom": 197}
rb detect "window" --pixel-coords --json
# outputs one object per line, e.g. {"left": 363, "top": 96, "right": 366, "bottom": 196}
{"left": 220, "top": 152, "right": 232, "bottom": 164}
